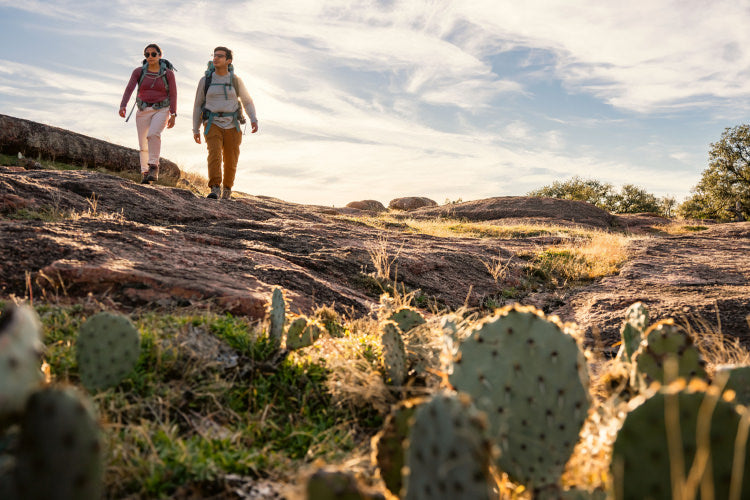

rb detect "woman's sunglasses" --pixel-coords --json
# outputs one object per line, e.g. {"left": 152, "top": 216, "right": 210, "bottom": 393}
{"left": 145, "top": 52, "right": 159, "bottom": 58}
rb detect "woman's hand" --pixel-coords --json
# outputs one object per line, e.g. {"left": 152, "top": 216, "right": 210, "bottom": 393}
{"left": 167, "top": 115, "right": 176, "bottom": 129}
{"left": 119, "top": 107, "right": 126, "bottom": 118}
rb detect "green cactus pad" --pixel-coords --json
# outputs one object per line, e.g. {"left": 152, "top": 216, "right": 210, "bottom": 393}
{"left": 15, "top": 386, "right": 103, "bottom": 500}
{"left": 449, "top": 304, "right": 591, "bottom": 490}
{"left": 633, "top": 320, "right": 707, "bottom": 386}
{"left": 0, "top": 304, "right": 44, "bottom": 424}
{"left": 618, "top": 302, "right": 648, "bottom": 363}
{"left": 268, "top": 287, "right": 286, "bottom": 348}
{"left": 612, "top": 380, "right": 750, "bottom": 500}
{"left": 286, "top": 317, "right": 322, "bottom": 350}
{"left": 404, "top": 392, "right": 495, "bottom": 500}
{"left": 381, "top": 321, "right": 407, "bottom": 386}
{"left": 76, "top": 311, "right": 140, "bottom": 391}
{"left": 715, "top": 364, "right": 750, "bottom": 406}
{"left": 371, "top": 398, "right": 426, "bottom": 497}
{"left": 388, "top": 307, "right": 426, "bottom": 333}
{"left": 306, "top": 467, "right": 384, "bottom": 500}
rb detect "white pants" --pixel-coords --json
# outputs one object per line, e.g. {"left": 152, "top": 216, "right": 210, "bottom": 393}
{"left": 135, "top": 107, "right": 169, "bottom": 172}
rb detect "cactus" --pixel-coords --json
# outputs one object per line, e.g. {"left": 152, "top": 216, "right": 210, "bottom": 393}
{"left": 714, "top": 364, "right": 750, "bottom": 406}
{"left": 76, "top": 311, "right": 140, "bottom": 391}
{"left": 286, "top": 316, "right": 322, "bottom": 350}
{"left": 381, "top": 321, "right": 407, "bottom": 386}
{"left": 268, "top": 287, "right": 286, "bottom": 348}
{"left": 617, "top": 302, "right": 648, "bottom": 363}
{"left": 306, "top": 467, "right": 384, "bottom": 500}
{"left": 404, "top": 392, "right": 495, "bottom": 500}
{"left": 612, "top": 380, "right": 750, "bottom": 499}
{"left": 449, "top": 304, "right": 591, "bottom": 491}
{"left": 15, "top": 385, "right": 103, "bottom": 500}
{"left": 632, "top": 319, "right": 707, "bottom": 387}
{"left": 371, "top": 398, "right": 426, "bottom": 497}
{"left": 0, "top": 304, "right": 44, "bottom": 425}
{"left": 388, "top": 307, "right": 425, "bottom": 333}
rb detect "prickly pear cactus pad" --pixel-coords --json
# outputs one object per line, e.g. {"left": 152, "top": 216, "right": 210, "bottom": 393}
{"left": 449, "top": 304, "right": 591, "bottom": 490}
{"left": 381, "top": 321, "right": 407, "bottom": 386}
{"left": 0, "top": 304, "right": 44, "bottom": 422}
{"left": 404, "top": 392, "right": 495, "bottom": 500}
{"left": 612, "top": 380, "right": 750, "bottom": 500}
{"left": 15, "top": 386, "right": 103, "bottom": 500}
{"left": 76, "top": 311, "right": 141, "bottom": 391}
{"left": 371, "top": 398, "right": 426, "bottom": 497}
{"left": 633, "top": 320, "right": 707, "bottom": 386}
{"left": 388, "top": 307, "right": 426, "bottom": 333}
{"left": 305, "top": 467, "right": 372, "bottom": 500}
{"left": 286, "top": 316, "right": 322, "bottom": 350}
{"left": 268, "top": 287, "right": 286, "bottom": 348}
{"left": 715, "top": 364, "right": 750, "bottom": 406}
{"left": 618, "top": 302, "right": 648, "bottom": 363}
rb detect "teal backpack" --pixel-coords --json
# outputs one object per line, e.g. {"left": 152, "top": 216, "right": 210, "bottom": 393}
{"left": 125, "top": 59, "right": 176, "bottom": 122}
{"left": 201, "top": 60, "right": 247, "bottom": 135}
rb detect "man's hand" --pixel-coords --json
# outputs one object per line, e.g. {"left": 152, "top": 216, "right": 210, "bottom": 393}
{"left": 251, "top": 122, "right": 259, "bottom": 134}
{"left": 193, "top": 133, "right": 201, "bottom": 144}
{"left": 119, "top": 107, "right": 126, "bottom": 118}
{"left": 167, "top": 115, "right": 176, "bottom": 129}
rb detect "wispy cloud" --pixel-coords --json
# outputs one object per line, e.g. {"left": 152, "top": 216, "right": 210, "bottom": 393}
{"left": 1, "top": 0, "right": 746, "bottom": 206}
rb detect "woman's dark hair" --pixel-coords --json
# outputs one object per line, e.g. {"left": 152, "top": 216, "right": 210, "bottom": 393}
{"left": 214, "top": 46, "right": 233, "bottom": 61}
{"left": 144, "top": 43, "right": 162, "bottom": 56}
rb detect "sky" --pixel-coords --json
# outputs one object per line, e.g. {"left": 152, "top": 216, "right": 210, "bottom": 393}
{"left": 2, "top": 0, "right": 750, "bottom": 207}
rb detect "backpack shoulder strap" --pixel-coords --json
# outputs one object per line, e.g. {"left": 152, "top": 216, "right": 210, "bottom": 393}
{"left": 137, "top": 62, "right": 148, "bottom": 88}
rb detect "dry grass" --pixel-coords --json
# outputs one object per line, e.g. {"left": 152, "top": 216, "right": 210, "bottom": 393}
{"left": 529, "top": 231, "right": 638, "bottom": 285}
{"left": 341, "top": 213, "right": 600, "bottom": 240}
{"left": 652, "top": 222, "right": 711, "bottom": 235}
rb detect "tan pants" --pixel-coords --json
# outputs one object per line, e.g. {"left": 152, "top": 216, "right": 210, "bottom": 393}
{"left": 205, "top": 125, "right": 242, "bottom": 189}
{"left": 135, "top": 107, "right": 169, "bottom": 172}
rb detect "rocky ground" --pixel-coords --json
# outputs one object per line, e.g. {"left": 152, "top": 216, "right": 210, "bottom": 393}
{"left": 2, "top": 166, "right": 749, "bottom": 351}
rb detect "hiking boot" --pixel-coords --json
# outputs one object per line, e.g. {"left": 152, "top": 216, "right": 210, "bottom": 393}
{"left": 140, "top": 171, "right": 150, "bottom": 184}
{"left": 221, "top": 188, "right": 232, "bottom": 200}
{"left": 207, "top": 185, "right": 221, "bottom": 199}
{"left": 146, "top": 164, "right": 159, "bottom": 182}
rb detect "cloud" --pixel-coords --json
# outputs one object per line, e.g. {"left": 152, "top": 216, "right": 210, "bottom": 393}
{"left": 1, "top": 0, "right": 737, "bottom": 207}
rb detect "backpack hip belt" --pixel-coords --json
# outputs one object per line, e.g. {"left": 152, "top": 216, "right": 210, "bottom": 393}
{"left": 136, "top": 97, "right": 171, "bottom": 111}
{"left": 203, "top": 110, "right": 242, "bottom": 135}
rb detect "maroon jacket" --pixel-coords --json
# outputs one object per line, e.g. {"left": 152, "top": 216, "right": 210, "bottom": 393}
{"left": 120, "top": 67, "right": 177, "bottom": 114}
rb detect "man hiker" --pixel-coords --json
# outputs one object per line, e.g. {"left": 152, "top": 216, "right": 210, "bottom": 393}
{"left": 192, "top": 46, "right": 258, "bottom": 199}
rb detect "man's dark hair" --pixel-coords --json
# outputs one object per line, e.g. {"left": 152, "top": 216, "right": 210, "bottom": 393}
{"left": 144, "top": 43, "right": 162, "bottom": 56}
{"left": 214, "top": 46, "right": 233, "bottom": 61}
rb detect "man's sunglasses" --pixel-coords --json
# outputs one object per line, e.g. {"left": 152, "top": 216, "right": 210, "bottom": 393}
{"left": 145, "top": 52, "right": 159, "bottom": 57}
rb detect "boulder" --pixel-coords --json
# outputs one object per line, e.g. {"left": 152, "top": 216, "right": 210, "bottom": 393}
{"left": 0, "top": 114, "right": 181, "bottom": 180}
{"left": 388, "top": 197, "right": 437, "bottom": 211}
{"left": 345, "top": 200, "right": 387, "bottom": 212}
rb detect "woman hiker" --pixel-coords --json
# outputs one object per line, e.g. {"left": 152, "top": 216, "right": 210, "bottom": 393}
{"left": 119, "top": 43, "right": 177, "bottom": 184}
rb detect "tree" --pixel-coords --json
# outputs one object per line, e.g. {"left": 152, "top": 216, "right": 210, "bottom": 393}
{"left": 527, "top": 177, "right": 613, "bottom": 207}
{"left": 607, "top": 184, "right": 661, "bottom": 214}
{"left": 678, "top": 125, "right": 750, "bottom": 220}
{"left": 528, "top": 177, "right": 670, "bottom": 216}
